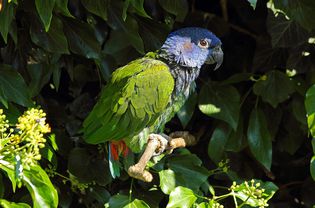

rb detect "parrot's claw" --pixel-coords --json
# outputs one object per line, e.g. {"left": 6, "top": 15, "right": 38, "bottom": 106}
{"left": 128, "top": 132, "right": 196, "bottom": 182}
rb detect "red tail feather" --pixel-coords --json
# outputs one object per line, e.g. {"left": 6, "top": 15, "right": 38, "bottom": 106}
{"left": 110, "top": 140, "right": 129, "bottom": 161}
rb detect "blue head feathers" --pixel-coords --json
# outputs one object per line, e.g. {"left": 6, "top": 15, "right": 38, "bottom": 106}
{"left": 160, "top": 27, "right": 223, "bottom": 69}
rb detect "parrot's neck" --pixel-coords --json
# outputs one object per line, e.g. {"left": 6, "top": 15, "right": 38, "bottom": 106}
{"left": 157, "top": 51, "right": 200, "bottom": 97}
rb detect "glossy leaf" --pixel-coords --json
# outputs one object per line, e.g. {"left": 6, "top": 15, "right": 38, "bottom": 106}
{"left": 108, "top": 194, "right": 129, "bottom": 208}
{"left": 27, "top": 64, "right": 54, "bottom": 97}
{"left": 247, "top": 108, "right": 272, "bottom": 170}
{"left": 55, "top": 0, "right": 72, "bottom": 17}
{"left": 177, "top": 90, "right": 197, "bottom": 128}
{"left": 253, "top": 70, "right": 295, "bottom": 108}
{"left": 267, "top": 12, "right": 308, "bottom": 48}
{"left": 35, "top": 0, "right": 56, "bottom": 31}
{"left": 247, "top": 0, "right": 257, "bottom": 9}
{"left": 22, "top": 165, "right": 58, "bottom": 208}
{"left": 311, "top": 156, "right": 315, "bottom": 180}
{"left": 159, "top": 0, "right": 188, "bottom": 22}
{"left": 0, "top": 1, "right": 14, "bottom": 43}
{"left": 167, "top": 152, "right": 209, "bottom": 191}
{"left": 305, "top": 84, "right": 315, "bottom": 137}
{"left": 270, "top": 0, "right": 315, "bottom": 31}
{"left": 30, "top": 16, "right": 69, "bottom": 54}
{"left": 0, "top": 65, "right": 33, "bottom": 107}
{"left": 81, "top": 0, "right": 108, "bottom": 20}
{"left": 0, "top": 199, "right": 31, "bottom": 208}
{"left": 233, "top": 180, "right": 278, "bottom": 207}
{"left": 107, "top": 2, "right": 144, "bottom": 54}
{"left": 123, "top": 0, "right": 150, "bottom": 20}
{"left": 199, "top": 83, "right": 240, "bottom": 130}
{"left": 63, "top": 17, "right": 101, "bottom": 59}
{"left": 208, "top": 123, "right": 231, "bottom": 163}
{"left": 159, "top": 169, "right": 176, "bottom": 194}
{"left": 166, "top": 186, "right": 197, "bottom": 208}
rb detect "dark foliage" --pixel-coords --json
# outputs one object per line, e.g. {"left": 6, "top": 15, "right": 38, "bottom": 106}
{"left": 0, "top": 0, "right": 315, "bottom": 207}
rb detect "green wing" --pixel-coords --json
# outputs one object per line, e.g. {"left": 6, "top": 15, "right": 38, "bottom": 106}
{"left": 83, "top": 57, "right": 174, "bottom": 144}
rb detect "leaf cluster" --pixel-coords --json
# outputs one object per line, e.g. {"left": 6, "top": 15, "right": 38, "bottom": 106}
{"left": 0, "top": 0, "right": 315, "bottom": 207}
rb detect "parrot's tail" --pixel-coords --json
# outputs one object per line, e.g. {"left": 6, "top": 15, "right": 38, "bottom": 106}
{"left": 108, "top": 140, "right": 129, "bottom": 178}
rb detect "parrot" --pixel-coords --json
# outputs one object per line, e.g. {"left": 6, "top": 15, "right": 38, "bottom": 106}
{"left": 83, "top": 27, "right": 223, "bottom": 180}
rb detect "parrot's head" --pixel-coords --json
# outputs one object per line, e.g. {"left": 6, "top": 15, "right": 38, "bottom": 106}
{"left": 160, "top": 27, "right": 223, "bottom": 70}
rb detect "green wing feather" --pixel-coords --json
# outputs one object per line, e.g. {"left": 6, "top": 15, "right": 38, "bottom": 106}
{"left": 83, "top": 57, "right": 174, "bottom": 144}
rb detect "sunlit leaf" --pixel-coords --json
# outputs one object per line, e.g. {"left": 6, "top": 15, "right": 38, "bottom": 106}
{"left": 199, "top": 83, "right": 240, "bottom": 130}
{"left": 305, "top": 84, "right": 315, "bottom": 137}
{"left": 22, "top": 165, "right": 58, "bottom": 208}
{"left": 159, "top": 169, "right": 176, "bottom": 194}
{"left": 166, "top": 186, "right": 197, "bottom": 208}
{"left": 0, "top": 199, "right": 31, "bottom": 208}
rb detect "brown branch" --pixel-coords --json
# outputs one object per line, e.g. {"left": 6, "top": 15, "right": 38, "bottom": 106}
{"left": 128, "top": 132, "right": 197, "bottom": 182}
{"left": 220, "top": 0, "right": 229, "bottom": 22}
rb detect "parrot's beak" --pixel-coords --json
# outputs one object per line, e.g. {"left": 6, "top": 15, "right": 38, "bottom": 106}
{"left": 206, "top": 46, "right": 223, "bottom": 70}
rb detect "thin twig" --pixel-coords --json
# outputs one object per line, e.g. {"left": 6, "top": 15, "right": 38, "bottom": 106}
{"left": 220, "top": 0, "right": 229, "bottom": 22}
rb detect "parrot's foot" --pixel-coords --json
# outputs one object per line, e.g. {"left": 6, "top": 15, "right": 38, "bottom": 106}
{"left": 128, "top": 132, "right": 196, "bottom": 182}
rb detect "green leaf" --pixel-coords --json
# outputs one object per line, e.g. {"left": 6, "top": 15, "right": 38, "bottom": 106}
{"left": 270, "top": 0, "right": 315, "bottom": 31}
{"left": 22, "top": 165, "right": 58, "bottom": 208}
{"left": 166, "top": 186, "right": 197, "bottom": 208}
{"left": 30, "top": 16, "right": 69, "bottom": 54}
{"left": 35, "top": 0, "right": 56, "bottom": 31}
{"left": 311, "top": 156, "right": 315, "bottom": 180}
{"left": 159, "top": 0, "right": 188, "bottom": 22}
{"left": 159, "top": 169, "right": 176, "bottom": 194}
{"left": 81, "top": 0, "right": 108, "bottom": 20}
{"left": 27, "top": 64, "right": 54, "bottom": 97}
{"left": 0, "top": 65, "right": 33, "bottom": 107}
{"left": 108, "top": 194, "right": 129, "bottom": 208}
{"left": 0, "top": 1, "right": 14, "bottom": 43}
{"left": 138, "top": 17, "right": 170, "bottom": 52}
{"left": 247, "top": 0, "right": 257, "bottom": 9}
{"left": 124, "top": 199, "right": 150, "bottom": 208}
{"left": 123, "top": 0, "right": 150, "bottom": 20}
{"left": 247, "top": 108, "right": 272, "bottom": 170}
{"left": 177, "top": 91, "right": 197, "bottom": 128}
{"left": 208, "top": 123, "right": 231, "bottom": 163}
{"left": 267, "top": 11, "right": 308, "bottom": 48}
{"left": 0, "top": 165, "right": 17, "bottom": 192}
{"left": 232, "top": 180, "right": 278, "bottom": 207}
{"left": 63, "top": 17, "right": 101, "bottom": 59}
{"left": 68, "top": 148, "right": 112, "bottom": 185}
{"left": 305, "top": 84, "right": 315, "bottom": 137}
{"left": 199, "top": 83, "right": 240, "bottom": 130}
{"left": 0, "top": 199, "right": 31, "bottom": 208}
{"left": 167, "top": 152, "right": 209, "bottom": 191}
{"left": 253, "top": 70, "right": 295, "bottom": 108}
{"left": 55, "top": 0, "right": 72, "bottom": 17}
{"left": 107, "top": 4, "right": 144, "bottom": 54}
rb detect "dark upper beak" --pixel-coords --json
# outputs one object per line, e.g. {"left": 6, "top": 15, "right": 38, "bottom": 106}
{"left": 206, "top": 46, "right": 223, "bottom": 70}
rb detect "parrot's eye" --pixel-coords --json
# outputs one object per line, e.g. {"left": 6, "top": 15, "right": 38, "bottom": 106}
{"left": 198, "top": 39, "right": 210, "bottom": 49}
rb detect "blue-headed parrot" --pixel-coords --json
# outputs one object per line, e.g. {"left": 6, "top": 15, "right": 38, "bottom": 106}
{"left": 83, "top": 27, "right": 223, "bottom": 182}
